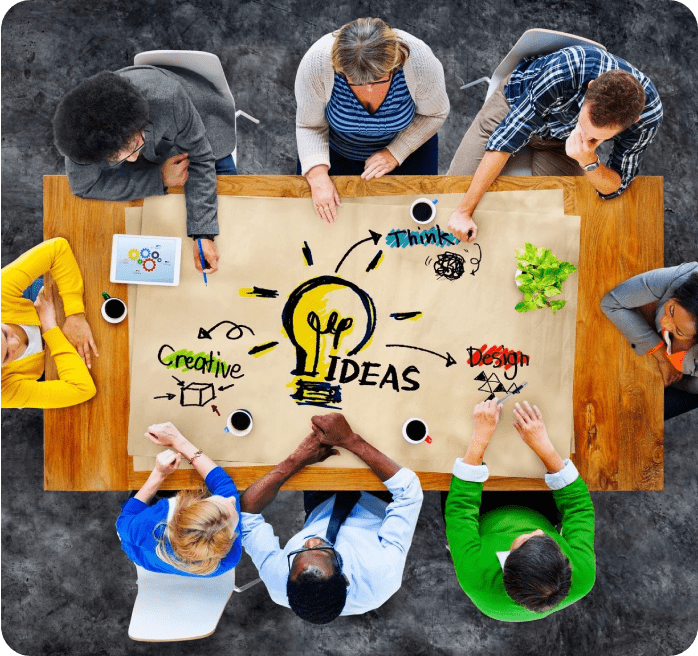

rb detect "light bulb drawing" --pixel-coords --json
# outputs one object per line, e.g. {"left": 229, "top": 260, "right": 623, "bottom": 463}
{"left": 281, "top": 275, "right": 377, "bottom": 379}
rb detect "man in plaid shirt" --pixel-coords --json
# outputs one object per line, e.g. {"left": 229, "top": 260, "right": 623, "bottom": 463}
{"left": 447, "top": 45, "right": 662, "bottom": 242}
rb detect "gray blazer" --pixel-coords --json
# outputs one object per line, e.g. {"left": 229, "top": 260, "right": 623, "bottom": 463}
{"left": 601, "top": 262, "right": 698, "bottom": 392}
{"left": 63, "top": 65, "right": 237, "bottom": 238}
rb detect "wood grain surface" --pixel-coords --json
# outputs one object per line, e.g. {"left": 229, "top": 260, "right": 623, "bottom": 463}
{"left": 43, "top": 174, "right": 663, "bottom": 491}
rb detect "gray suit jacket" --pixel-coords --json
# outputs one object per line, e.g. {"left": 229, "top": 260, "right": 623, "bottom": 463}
{"left": 63, "top": 65, "right": 237, "bottom": 238}
{"left": 601, "top": 262, "right": 698, "bottom": 392}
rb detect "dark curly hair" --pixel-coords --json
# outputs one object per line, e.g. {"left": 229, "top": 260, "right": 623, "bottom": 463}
{"left": 583, "top": 69, "right": 645, "bottom": 130}
{"left": 286, "top": 566, "right": 348, "bottom": 624}
{"left": 672, "top": 272, "right": 698, "bottom": 341}
{"left": 503, "top": 534, "right": 572, "bottom": 613}
{"left": 52, "top": 71, "right": 150, "bottom": 164}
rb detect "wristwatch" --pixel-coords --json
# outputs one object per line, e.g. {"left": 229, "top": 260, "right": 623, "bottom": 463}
{"left": 581, "top": 156, "right": 601, "bottom": 172}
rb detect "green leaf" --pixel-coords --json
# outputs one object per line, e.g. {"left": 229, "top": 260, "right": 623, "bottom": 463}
{"left": 515, "top": 301, "right": 536, "bottom": 313}
{"left": 550, "top": 300, "right": 567, "bottom": 315}
{"left": 543, "top": 285, "right": 562, "bottom": 297}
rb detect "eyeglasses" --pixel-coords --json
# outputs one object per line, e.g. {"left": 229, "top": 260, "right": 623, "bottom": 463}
{"left": 344, "top": 71, "right": 393, "bottom": 87}
{"left": 287, "top": 544, "right": 343, "bottom": 572}
{"left": 287, "top": 544, "right": 350, "bottom": 586}
{"left": 107, "top": 130, "right": 145, "bottom": 167}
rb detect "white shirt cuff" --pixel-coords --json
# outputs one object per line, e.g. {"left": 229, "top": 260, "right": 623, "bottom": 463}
{"left": 452, "top": 458, "right": 490, "bottom": 483}
{"left": 544, "top": 459, "right": 579, "bottom": 490}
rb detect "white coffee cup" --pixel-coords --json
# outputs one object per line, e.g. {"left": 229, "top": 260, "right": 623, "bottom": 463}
{"left": 401, "top": 417, "right": 431, "bottom": 444}
{"left": 409, "top": 198, "right": 437, "bottom": 225}
{"left": 101, "top": 294, "right": 127, "bottom": 324}
{"left": 226, "top": 409, "right": 253, "bottom": 436}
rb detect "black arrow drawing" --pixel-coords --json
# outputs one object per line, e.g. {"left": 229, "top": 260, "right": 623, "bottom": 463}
{"left": 198, "top": 320, "right": 255, "bottom": 340}
{"left": 172, "top": 376, "right": 184, "bottom": 386}
{"left": 467, "top": 243, "right": 482, "bottom": 275}
{"left": 218, "top": 383, "right": 235, "bottom": 391}
{"left": 386, "top": 343, "right": 456, "bottom": 367}
{"left": 334, "top": 230, "right": 382, "bottom": 273}
{"left": 154, "top": 393, "right": 176, "bottom": 400}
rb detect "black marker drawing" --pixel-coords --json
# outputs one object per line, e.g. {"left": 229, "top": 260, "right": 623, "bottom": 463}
{"left": 390, "top": 311, "right": 422, "bottom": 321}
{"left": 291, "top": 380, "right": 342, "bottom": 409}
{"left": 365, "top": 250, "right": 383, "bottom": 272}
{"left": 198, "top": 320, "right": 255, "bottom": 340}
{"left": 218, "top": 383, "right": 236, "bottom": 391}
{"left": 248, "top": 341, "right": 279, "bottom": 356}
{"left": 241, "top": 287, "right": 279, "bottom": 298}
{"left": 433, "top": 252, "right": 465, "bottom": 281}
{"left": 302, "top": 241, "right": 313, "bottom": 266}
{"left": 153, "top": 393, "right": 176, "bottom": 400}
{"left": 180, "top": 381, "right": 216, "bottom": 407}
{"left": 282, "top": 276, "right": 377, "bottom": 377}
{"left": 467, "top": 242, "right": 482, "bottom": 275}
{"left": 475, "top": 371, "right": 506, "bottom": 394}
{"left": 386, "top": 343, "right": 456, "bottom": 367}
{"left": 334, "top": 230, "right": 382, "bottom": 273}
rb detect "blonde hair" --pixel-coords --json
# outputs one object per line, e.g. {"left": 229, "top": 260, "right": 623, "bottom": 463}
{"left": 331, "top": 17, "right": 410, "bottom": 85}
{"left": 155, "top": 488, "right": 239, "bottom": 576}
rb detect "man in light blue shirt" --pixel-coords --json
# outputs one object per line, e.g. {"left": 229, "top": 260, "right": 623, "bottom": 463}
{"left": 240, "top": 413, "right": 423, "bottom": 623}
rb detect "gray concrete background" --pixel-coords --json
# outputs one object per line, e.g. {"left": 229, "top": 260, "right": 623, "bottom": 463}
{"left": 1, "top": 1, "right": 697, "bottom": 654}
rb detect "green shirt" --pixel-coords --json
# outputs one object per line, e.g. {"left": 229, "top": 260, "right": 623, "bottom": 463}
{"left": 445, "top": 475, "right": 595, "bottom": 622}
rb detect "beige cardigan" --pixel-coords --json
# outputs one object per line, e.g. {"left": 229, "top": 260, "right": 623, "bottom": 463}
{"left": 295, "top": 30, "right": 450, "bottom": 174}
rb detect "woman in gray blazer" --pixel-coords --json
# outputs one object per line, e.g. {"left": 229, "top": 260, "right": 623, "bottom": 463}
{"left": 601, "top": 263, "right": 698, "bottom": 419}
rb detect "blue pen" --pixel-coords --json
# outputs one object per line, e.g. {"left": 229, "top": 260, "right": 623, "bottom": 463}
{"left": 197, "top": 238, "right": 208, "bottom": 286}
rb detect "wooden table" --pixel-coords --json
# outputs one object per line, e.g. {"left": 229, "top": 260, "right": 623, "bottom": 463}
{"left": 43, "top": 174, "right": 663, "bottom": 491}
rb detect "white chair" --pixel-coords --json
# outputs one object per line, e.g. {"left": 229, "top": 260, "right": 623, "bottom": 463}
{"left": 134, "top": 50, "right": 260, "bottom": 165}
{"left": 128, "top": 565, "right": 261, "bottom": 642}
{"left": 461, "top": 29, "right": 606, "bottom": 175}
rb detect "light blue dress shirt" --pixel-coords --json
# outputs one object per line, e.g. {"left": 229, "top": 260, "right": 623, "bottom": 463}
{"left": 240, "top": 467, "right": 423, "bottom": 615}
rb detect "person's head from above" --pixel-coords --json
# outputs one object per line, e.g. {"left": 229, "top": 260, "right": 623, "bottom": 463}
{"left": 156, "top": 489, "right": 238, "bottom": 575}
{"left": 578, "top": 70, "right": 646, "bottom": 142}
{"left": 1, "top": 324, "right": 24, "bottom": 368}
{"left": 52, "top": 71, "right": 149, "bottom": 166}
{"left": 286, "top": 536, "right": 349, "bottom": 624}
{"left": 503, "top": 530, "right": 572, "bottom": 613}
{"left": 663, "top": 272, "right": 698, "bottom": 344}
{"left": 331, "top": 17, "right": 410, "bottom": 87}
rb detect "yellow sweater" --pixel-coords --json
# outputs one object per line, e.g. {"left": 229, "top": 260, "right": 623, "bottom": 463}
{"left": 1, "top": 238, "right": 96, "bottom": 408}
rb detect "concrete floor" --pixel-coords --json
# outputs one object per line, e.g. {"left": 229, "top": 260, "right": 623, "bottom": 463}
{"left": 1, "top": 1, "right": 697, "bottom": 654}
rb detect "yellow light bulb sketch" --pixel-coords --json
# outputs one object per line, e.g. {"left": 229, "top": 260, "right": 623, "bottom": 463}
{"left": 282, "top": 276, "right": 377, "bottom": 378}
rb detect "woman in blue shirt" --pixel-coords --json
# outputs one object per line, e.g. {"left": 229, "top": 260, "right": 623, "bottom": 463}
{"left": 116, "top": 422, "right": 242, "bottom": 577}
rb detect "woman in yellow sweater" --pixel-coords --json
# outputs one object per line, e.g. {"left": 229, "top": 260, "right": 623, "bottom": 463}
{"left": 2, "top": 238, "right": 97, "bottom": 408}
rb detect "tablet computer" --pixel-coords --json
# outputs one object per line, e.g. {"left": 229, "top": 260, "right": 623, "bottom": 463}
{"left": 110, "top": 234, "right": 182, "bottom": 286}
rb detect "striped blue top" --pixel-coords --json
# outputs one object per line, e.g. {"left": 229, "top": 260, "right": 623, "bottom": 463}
{"left": 326, "top": 69, "right": 416, "bottom": 161}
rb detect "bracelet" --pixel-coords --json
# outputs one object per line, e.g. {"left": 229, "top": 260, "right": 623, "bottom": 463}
{"left": 187, "top": 449, "right": 203, "bottom": 465}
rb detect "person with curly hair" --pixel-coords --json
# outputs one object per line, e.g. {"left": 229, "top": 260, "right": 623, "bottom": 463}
{"left": 447, "top": 45, "right": 662, "bottom": 243}
{"left": 116, "top": 422, "right": 242, "bottom": 576}
{"left": 53, "top": 65, "right": 239, "bottom": 274}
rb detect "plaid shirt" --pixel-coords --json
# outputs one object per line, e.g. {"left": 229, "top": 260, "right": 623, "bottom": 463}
{"left": 487, "top": 46, "right": 662, "bottom": 199}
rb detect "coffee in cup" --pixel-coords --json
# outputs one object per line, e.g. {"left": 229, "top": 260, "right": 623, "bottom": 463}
{"left": 227, "top": 409, "right": 253, "bottom": 436}
{"left": 401, "top": 418, "right": 431, "bottom": 444}
{"left": 409, "top": 198, "right": 437, "bottom": 225}
{"left": 101, "top": 293, "right": 127, "bottom": 324}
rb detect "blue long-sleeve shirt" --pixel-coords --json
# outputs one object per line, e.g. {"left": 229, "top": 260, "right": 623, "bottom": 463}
{"left": 487, "top": 45, "right": 662, "bottom": 199}
{"left": 116, "top": 466, "right": 242, "bottom": 576}
{"left": 240, "top": 467, "right": 423, "bottom": 615}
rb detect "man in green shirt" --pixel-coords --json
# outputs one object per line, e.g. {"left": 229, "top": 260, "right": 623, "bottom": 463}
{"left": 445, "top": 399, "right": 596, "bottom": 622}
